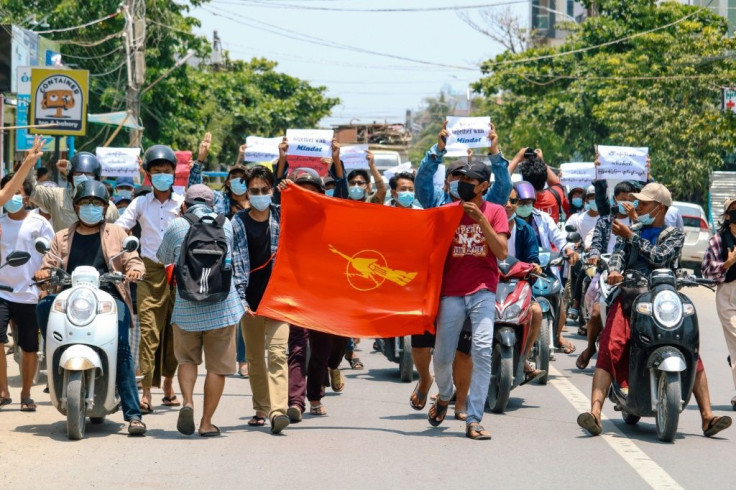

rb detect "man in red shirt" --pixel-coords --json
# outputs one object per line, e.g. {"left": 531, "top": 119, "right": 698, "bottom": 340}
{"left": 427, "top": 161, "right": 509, "bottom": 440}
{"left": 509, "top": 148, "right": 569, "bottom": 223}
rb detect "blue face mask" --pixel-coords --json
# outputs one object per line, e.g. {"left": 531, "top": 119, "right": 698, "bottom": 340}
{"left": 572, "top": 197, "right": 583, "bottom": 208}
{"left": 516, "top": 204, "right": 533, "bottom": 218}
{"left": 587, "top": 200, "right": 598, "bottom": 212}
{"left": 348, "top": 185, "right": 365, "bottom": 200}
{"left": 397, "top": 191, "right": 415, "bottom": 208}
{"left": 325, "top": 189, "right": 335, "bottom": 197}
{"left": 249, "top": 194, "right": 272, "bottom": 212}
{"left": 4, "top": 194, "right": 24, "bottom": 214}
{"left": 72, "top": 174, "right": 89, "bottom": 188}
{"left": 78, "top": 204, "right": 104, "bottom": 225}
{"left": 151, "top": 173, "right": 174, "bottom": 192}
{"left": 638, "top": 205, "right": 660, "bottom": 226}
{"left": 229, "top": 178, "right": 247, "bottom": 196}
{"left": 116, "top": 189, "right": 132, "bottom": 200}
{"left": 117, "top": 206, "right": 127, "bottom": 215}
{"left": 449, "top": 180, "right": 460, "bottom": 199}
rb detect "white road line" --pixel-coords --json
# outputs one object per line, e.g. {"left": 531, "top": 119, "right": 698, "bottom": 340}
{"left": 548, "top": 365, "right": 683, "bottom": 490}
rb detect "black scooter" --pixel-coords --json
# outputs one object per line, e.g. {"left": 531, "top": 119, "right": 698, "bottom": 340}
{"left": 607, "top": 268, "right": 714, "bottom": 442}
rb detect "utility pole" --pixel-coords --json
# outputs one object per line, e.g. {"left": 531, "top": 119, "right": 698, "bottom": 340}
{"left": 123, "top": 0, "right": 145, "bottom": 147}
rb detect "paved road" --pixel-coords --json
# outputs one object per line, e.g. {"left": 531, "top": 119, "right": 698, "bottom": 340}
{"left": 1, "top": 287, "right": 734, "bottom": 489}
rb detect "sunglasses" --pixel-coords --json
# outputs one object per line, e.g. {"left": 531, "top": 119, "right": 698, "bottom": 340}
{"left": 507, "top": 198, "right": 518, "bottom": 204}
{"left": 248, "top": 186, "right": 271, "bottom": 196}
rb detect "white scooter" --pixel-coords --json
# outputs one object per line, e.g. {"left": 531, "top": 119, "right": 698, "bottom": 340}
{"left": 35, "top": 235, "right": 139, "bottom": 440}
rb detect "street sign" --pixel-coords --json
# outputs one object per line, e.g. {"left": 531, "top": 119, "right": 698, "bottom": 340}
{"left": 29, "top": 68, "right": 89, "bottom": 136}
{"left": 723, "top": 87, "right": 736, "bottom": 113}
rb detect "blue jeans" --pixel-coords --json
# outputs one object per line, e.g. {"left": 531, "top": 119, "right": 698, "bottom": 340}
{"left": 37, "top": 295, "right": 141, "bottom": 422}
{"left": 433, "top": 290, "right": 495, "bottom": 425}
{"left": 237, "top": 325, "right": 247, "bottom": 363}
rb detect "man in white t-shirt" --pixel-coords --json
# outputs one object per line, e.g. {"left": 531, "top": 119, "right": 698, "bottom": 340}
{"left": 0, "top": 176, "right": 54, "bottom": 411}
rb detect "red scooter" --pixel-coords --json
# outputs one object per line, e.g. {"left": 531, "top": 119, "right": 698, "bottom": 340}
{"left": 486, "top": 256, "right": 539, "bottom": 413}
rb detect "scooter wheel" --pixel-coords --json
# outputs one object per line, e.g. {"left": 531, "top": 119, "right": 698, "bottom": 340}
{"left": 622, "top": 411, "right": 640, "bottom": 425}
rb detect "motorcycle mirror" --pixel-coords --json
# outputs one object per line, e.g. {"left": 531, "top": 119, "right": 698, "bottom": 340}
{"left": 34, "top": 237, "right": 51, "bottom": 255}
{"left": 567, "top": 232, "right": 582, "bottom": 243}
{"left": 565, "top": 224, "right": 578, "bottom": 233}
{"left": 5, "top": 251, "right": 31, "bottom": 267}
{"left": 121, "top": 236, "right": 140, "bottom": 253}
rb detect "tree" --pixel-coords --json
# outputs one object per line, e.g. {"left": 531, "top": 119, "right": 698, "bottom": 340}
{"left": 456, "top": 7, "right": 536, "bottom": 54}
{"left": 474, "top": 0, "right": 736, "bottom": 203}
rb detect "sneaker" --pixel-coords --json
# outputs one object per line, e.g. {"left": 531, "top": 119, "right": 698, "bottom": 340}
{"left": 271, "top": 414, "right": 290, "bottom": 435}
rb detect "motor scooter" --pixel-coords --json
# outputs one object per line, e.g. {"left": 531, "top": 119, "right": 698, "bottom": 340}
{"left": 606, "top": 268, "right": 713, "bottom": 442}
{"left": 35, "top": 235, "right": 139, "bottom": 440}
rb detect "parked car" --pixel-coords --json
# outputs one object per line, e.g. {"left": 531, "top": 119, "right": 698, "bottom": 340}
{"left": 671, "top": 201, "right": 712, "bottom": 275}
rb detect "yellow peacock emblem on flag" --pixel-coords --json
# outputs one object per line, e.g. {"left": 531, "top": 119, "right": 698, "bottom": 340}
{"left": 328, "top": 244, "right": 417, "bottom": 292}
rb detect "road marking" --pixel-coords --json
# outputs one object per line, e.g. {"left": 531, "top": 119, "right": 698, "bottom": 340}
{"left": 548, "top": 365, "right": 683, "bottom": 490}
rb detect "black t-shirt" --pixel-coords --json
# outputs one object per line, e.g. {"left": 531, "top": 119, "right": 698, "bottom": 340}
{"left": 66, "top": 232, "right": 121, "bottom": 300}
{"left": 243, "top": 211, "right": 272, "bottom": 310}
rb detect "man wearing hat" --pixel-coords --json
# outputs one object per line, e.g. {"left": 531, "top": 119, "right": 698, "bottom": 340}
{"left": 578, "top": 183, "right": 732, "bottom": 438}
{"left": 157, "top": 184, "right": 244, "bottom": 437}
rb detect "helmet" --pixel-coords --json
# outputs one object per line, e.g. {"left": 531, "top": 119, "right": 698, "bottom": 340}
{"left": 115, "top": 176, "right": 135, "bottom": 189}
{"left": 73, "top": 180, "right": 109, "bottom": 205}
{"left": 289, "top": 167, "right": 325, "bottom": 194}
{"left": 68, "top": 152, "right": 101, "bottom": 183}
{"left": 514, "top": 181, "right": 536, "bottom": 202}
{"left": 143, "top": 145, "right": 177, "bottom": 171}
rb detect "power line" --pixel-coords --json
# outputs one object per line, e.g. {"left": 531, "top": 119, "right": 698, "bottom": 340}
{"left": 212, "top": 0, "right": 527, "bottom": 12}
{"left": 34, "top": 8, "right": 122, "bottom": 34}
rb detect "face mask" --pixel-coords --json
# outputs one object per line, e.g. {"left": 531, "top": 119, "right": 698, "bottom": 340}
{"left": 151, "top": 173, "right": 174, "bottom": 192}
{"left": 325, "top": 189, "right": 335, "bottom": 197}
{"left": 516, "top": 204, "right": 534, "bottom": 218}
{"left": 637, "top": 205, "right": 660, "bottom": 226}
{"left": 229, "top": 178, "right": 247, "bottom": 196}
{"left": 72, "top": 174, "right": 88, "bottom": 188}
{"left": 117, "top": 207, "right": 127, "bottom": 215}
{"left": 572, "top": 197, "right": 583, "bottom": 208}
{"left": 78, "top": 204, "right": 104, "bottom": 226}
{"left": 587, "top": 200, "right": 598, "bottom": 212}
{"left": 397, "top": 191, "right": 415, "bottom": 208}
{"left": 348, "top": 186, "right": 365, "bottom": 200}
{"left": 456, "top": 181, "right": 478, "bottom": 201}
{"left": 116, "top": 189, "right": 132, "bottom": 200}
{"left": 449, "top": 180, "right": 460, "bottom": 199}
{"left": 249, "top": 194, "right": 272, "bottom": 211}
{"left": 4, "top": 194, "right": 24, "bottom": 214}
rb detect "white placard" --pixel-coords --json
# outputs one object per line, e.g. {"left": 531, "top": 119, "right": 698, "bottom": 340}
{"left": 597, "top": 145, "right": 648, "bottom": 182}
{"left": 444, "top": 143, "right": 470, "bottom": 158}
{"left": 286, "top": 129, "right": 333, "bottom": 158}
{"left": 96, "top": 147, "right": 141, "bottom": 177}
{"left": 445, "top": 116, "right": 491, "bottom": 149}
{"left": 244, "top": 136, "right": 281, "bottom": 163}
{"left": 341, "top": 144, "right": 370, "bottom": 169}
{"left": 560, "top": 162, "right": 595, "bottom": 190}
{"left": 383, "top": 162, "right": 412, "bottom": 182}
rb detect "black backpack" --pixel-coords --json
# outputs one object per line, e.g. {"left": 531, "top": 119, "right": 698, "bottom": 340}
{"left": 175, "top": 212, "right": 231, "bottom": 303}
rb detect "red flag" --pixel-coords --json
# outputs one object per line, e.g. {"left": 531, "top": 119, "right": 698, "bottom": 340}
{"left": 257, "top": 185, "right": 463, "bottom": 337}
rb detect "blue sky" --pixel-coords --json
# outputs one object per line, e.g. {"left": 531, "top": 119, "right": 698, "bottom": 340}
{"left": 190, "top": 0, "right": 528, "bottom": 126}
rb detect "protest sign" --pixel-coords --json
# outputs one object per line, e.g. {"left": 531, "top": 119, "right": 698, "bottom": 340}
{"left": 560, "top": 162, "right": 595, "bottom": 190}
{"left": 445, "top": 116, "right": 491, "bottom": 149}
{"left": 96, "top": 147, "right": 140, "bottom": 177}
{"left": 341, "top": 145, "right": 369, "bottom": 169}
{"left": 286, "top": 155, "right": 329, "bottom": 177}
{"left": 244, "top": 136, "right": 281, "bottom": 163}
{"left": 174, "top": 151, "right": 192, "bottom": 187}
{"left": 286, "top": 129, "right": 333, "bottom": 158}
{"left": 383, "top": 162, "right": 412, "bottom": 182}
{"left": 596, "top": 145, "right": 648, "bottom": 182}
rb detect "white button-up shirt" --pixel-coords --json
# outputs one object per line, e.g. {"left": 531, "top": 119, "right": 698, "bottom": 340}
{"left": 115, "top": 192, "right": 184, "bottom": 262}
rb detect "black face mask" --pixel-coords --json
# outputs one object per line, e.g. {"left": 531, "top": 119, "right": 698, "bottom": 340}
{"left": 727, "top": 210, "right": 736, "bottom": 223}
{"left": 457, "top": 181, "right": 478, "bottom": 201}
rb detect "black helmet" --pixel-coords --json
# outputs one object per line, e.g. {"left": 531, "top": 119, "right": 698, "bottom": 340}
{"left": 73, "top": 180, "right": 109, "bottom": 205}
{"left": 289, "top": 167, "right": 325, "bottom": 194}
{"left": 143, "top": 145, "right": 177, "bottom": 171}
{"left": 68, "top": 152, "right": 101, "bottom": 183}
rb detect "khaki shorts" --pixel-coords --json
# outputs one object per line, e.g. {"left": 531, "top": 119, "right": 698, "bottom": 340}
{"left": 173, "top": 324, "right": 236, "bottom": 375}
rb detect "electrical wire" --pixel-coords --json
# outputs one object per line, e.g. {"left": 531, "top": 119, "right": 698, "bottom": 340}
{"left": 212, "top": 0, "right": 527, "bottom": 12}
{"left": 34, "top": 9, "right": 122, "bottom": 34}
{"left": 54, "top": 30, "right": 123, "bottom": 46}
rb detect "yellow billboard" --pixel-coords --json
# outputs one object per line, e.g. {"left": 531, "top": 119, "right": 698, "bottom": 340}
{"left": 29, "top": 68, "right": 89, "bottom": 136}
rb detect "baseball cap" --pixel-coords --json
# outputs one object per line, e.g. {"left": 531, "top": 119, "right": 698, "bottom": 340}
{"left": 185, "top": 184, "right": 214, "bottom": 207}
{"left": 114, "top": 196, "right": 131, "bottom": 206}
{"left": 115, "top": 177, "right": 135, "bottom": 189}
{"left": 458, "top": 160, "right": 491, "bottom": 183}
{"left": 289, "top": 167, "right": 325, "bottom": 194}
{"left": 724, "top": 198, "right": 736, "bottom": 213}
{"left": 586, "top": 185, "right": 596, "bottom": 196}
{"left": 631, "top": 182, "right": 672, "bottom": 207}
{"left": 322, "top": 175, "right": 335, "bottom": 187}
{"left": 446, "top": 157, "right": 468, "bottom": 177}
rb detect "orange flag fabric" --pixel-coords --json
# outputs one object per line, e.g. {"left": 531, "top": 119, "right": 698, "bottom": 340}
{"left": 257, "top": 185, "right": 464, "bottom": 338}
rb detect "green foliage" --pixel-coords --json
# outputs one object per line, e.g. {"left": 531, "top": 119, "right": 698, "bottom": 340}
{"left": 474, "top": 0, "right": 736, "bottom": 203}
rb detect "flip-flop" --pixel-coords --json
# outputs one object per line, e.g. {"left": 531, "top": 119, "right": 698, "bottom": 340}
{"left": 0, "top": 397, "right": 11, "bottom": 408}
{"left": 557, "top": 341, "right": 577, "bottom": 355}
{"left": 128, "top": 419, "right": 147, "bottom": 436}
{"left": 454, "top": 410, "right": 467, "bottom": 421}
{"left": 704, "top": 416, "right": 732, "bottom": 437}
{"left": 410, "top": 379, "right": 432, "bottom": 411}
{"left": 248, "top": 415, "right": 266, "bottom": 426}
{"left": 270, "top": 414, "right": 290, "bottom": 435}
{"left": 520, "top": 369, "right": 547, "bottom": 386}
{"left": 309, "top": 404, "right": 327, "bottom": 416}
{"left": 140, "top": 401, "right": 154, "bottom": 414}
{"left": 199, "top": 425, "right": 221, "bottom": 437}
{"left": 20, "top": 398, "right": 37, "bottom": 412}
{"left": 428, "top": 400, "right": 449, "bottom": 427}
{"left": 162, "top": 396, "right": 181, "bottom": 407}
{"left": 177, "top": 406, "right": 195, "bottom": 435}
{"left": 576, "top": 349, "right": 596, "bottom": 370}
{"left": 466, "top": 423, "right": 491, "bottom": 440}
{"left": 577, "top": 411, "right": 602, "bottom": 436}
{"left": 329, "top": 369, "right": 344, "bottom": 392}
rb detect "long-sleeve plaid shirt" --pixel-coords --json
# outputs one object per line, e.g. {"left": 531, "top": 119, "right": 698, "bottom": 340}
{"left": 609, "top": 226, "right": 685, "bottom": 274}
{"left": 231, "top": 204, "right": 281, "bottom": 311}
{"left": 589, "top": 214, "right": 614, "bottom": 259}
{"left": 702, "top": 233, "right": 728, "bottom": 283}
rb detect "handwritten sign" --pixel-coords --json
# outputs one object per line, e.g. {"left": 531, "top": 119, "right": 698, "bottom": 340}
{"left": 286, "top": 155, "right": 329, "bottom": 177}
{"left": 341, "top": 145, "right": 369, "bottom": 169}
{"left": 286, "top": 129, "right": 333, "bottom": 158}
{"left": 96, "top": 147, "right": 140, "bottom": 177}
{"left": 244, "top": 136, "right": 281, "bottom": 163}
{"left": 597, "top": 145, "right": 648, "bottom": 182}
{"left": 383, "top": 162, "right": 412, "bottom": 182}
{"left": 560, "top": 162, "right": 595, "bottom": 190}
{"left": 445, "top": 116, "right": 491, "bottom": 149}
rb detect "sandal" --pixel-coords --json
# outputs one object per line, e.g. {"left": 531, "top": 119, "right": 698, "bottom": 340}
{"left": 0, "top": 397, "right": 11, "bottom": 408}
{"left": 577, "top": 411, "right": 602, "bottom": 436}
{"left": 428, "top": 400, "right": 449, "bottom": 427}
{"left": 466, "top": 423, "right": 491, "bottom": 440}
{"left": 556, "top": 340, "right": 577, "bottom": 355}
{"left": 409, "top": 377, "right": 433, "bottom": 411}
{"left": 140, "top": 401, "right": 154, "bottom": 414}
{"left": 239, "top": 364, "right": 249, "bottom": 378}
{"left": 577, "top": 326, "right": 587, "bottom": 337}
{"left": 454, "top": 410, "right": 467, "bottom": 421}
{"left": 704, "top": 415, "right": 732, "bottom": 437}
{"left": 309, "top": 404, "right": 327, "bottom": 416}
{"left": 248, "top": 415, "right": 266, "bottom": 426}
{"left": 20, "top": 398, "right": 37, "bottom": 412}
{"left": 162, "top": 396, "right": 181, "bottom": 407}
{"left": 567, "top": 307, "right": 579, "bottom": 321}
{"left": 329, "top": 368, "right": 344, "bottom": 392}
{"left": 520, "top": 369, "right": 546, "bottom": 386}
{"left": 177, "top": 406, "right": 195, "bottom": 435}
{"left": 128, "top": 419, "right": 147, "bottom": 436}
{"left": 346, "top": 356, "right": 364, "bottom": 370}
{"left": 576, "top": 348, "right": 596, "bottom": 370}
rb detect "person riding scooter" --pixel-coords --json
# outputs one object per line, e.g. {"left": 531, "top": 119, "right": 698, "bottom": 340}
{"left": 576, "top": 183, "right": 732, "bottom": 438}
{"left": 34, "top": 180, "right": 146, "bottom": 436}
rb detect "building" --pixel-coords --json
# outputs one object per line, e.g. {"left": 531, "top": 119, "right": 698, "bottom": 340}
{"left": 530, "top": 0, "right": 588, "bottom": 46}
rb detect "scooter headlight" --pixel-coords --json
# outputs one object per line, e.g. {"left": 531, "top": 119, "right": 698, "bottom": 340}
{"left": 653, "top": 290, "right": 682, "bottom": 329}
{"left": 67, "top": 288, "right": 97, "bottom": 326}
{"left": 503, "top": 304, "right": 522, "bottom": 321}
